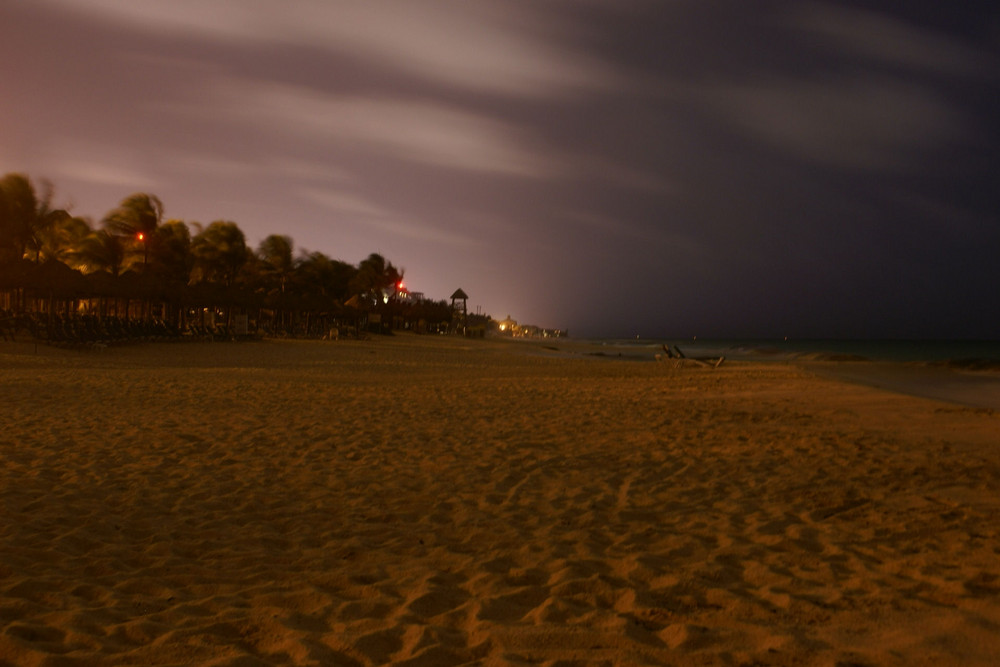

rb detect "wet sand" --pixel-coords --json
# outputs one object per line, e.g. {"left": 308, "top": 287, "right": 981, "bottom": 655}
{"left": 804, "top": 361, "right": 1000, "bottom": 412}
{"left": 2, "top": 335, "right": 998, "bottom": 665}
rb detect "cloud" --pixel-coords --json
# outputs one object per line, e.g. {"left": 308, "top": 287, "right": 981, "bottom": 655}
{"left": 33, "top": 0, "right": 616, "bottom": 98}
{"left": 886, "top": 189, "right": 996, "bottom": 233}
{"left": 153, "top": 151, "right": 357, "bottom": 188}
{"left": 160, "top": 153, "right": 259, "bottom": 180}
{"left": 573, "top": 156, "right": 678, "bottom": 195}
{"left": 704, "top": 75, "right": 968, "bottom": 170}
{"left": 791, "top": 2, "right": 992, "bottom": 77}
{"left": 268, "top": 158, "right": 355, "bottom": 185}
{"left": 44, "top": 143, "right": 159, "bottom": 191}
{"left": 299, "top": 186, "right": 477, "bottom": 247}
{"left": 560, "top": 207, "right": 704, "bottom": 253}
{"left": 208, "top": 80, "right": 567, "bottom": 178}
{"left": 299, "top": 188, "right": 388, "bottom": 218}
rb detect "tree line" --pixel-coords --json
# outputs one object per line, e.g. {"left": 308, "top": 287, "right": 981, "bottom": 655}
{"left": 0, "top": 172, "right": 462, "bottom": 334}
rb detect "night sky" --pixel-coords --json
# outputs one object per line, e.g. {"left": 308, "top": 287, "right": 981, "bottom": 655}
{"left": 2, "top": 1, "right": 998, "bottom": 339}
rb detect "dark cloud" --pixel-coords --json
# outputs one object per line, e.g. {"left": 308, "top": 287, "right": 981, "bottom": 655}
{"left": 2, "top": 1, "right": 997, "bottom": 338}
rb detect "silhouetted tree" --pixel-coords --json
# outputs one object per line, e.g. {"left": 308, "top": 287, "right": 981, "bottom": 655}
{"left": 38, "top": 214, "right": 93, "bottom": 266}
{"left": 75, "top": 228, "right": 128, "bottom": 277}
{"left": 257, "top": 234, "right": 295, "bottom": 294}
{"left": 103, "top": 193, "right": 163, "bottom": 270}
{"left": 0, "top": 173, "right": 69, "bottom": 262}
{"left": 152, "top": 220, "right": 194, "bottom": 285}
{"left": 190, "top": 220, "right": 247, "bottom": 287}
{"left": 349, "top": 252, "right": 402, "bottom": 307}
{"left": 295, "top": 250, "right": 356, "bottom": 301}
{"left": 2, "top": 172, "right": 470, "bottom": 333}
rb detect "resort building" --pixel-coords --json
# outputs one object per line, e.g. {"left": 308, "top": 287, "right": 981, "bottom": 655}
{"left": 497, "top": 315, "right": 518, "bottom": 335}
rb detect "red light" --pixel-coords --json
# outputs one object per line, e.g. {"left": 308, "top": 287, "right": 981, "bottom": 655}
{"left": 137, "top": 232, "right": 145, "bottom": 241}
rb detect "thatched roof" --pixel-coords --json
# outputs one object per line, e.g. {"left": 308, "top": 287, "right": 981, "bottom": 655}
{"left": 450, "top": 288, "right": 468, "bottom": 300}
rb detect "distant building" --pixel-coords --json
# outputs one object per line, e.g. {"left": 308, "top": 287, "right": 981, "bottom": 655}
{"left": 497, "top": 315, "right": 518, "bottom": 335}
{"left": 494, "top": 315, "right": 565, "bottom": 338}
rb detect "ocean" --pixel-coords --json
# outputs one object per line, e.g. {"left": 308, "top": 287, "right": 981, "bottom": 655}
{"left": 575, "top": 338, "right": 1000, "bottom": 409}
{"left": 585, "top": 338, "right": 1000, "bottom": 364}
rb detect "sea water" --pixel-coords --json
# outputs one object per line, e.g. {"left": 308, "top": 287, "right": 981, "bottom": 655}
{"left": 588, "top": 338, "right": 1000, "bottom": 363}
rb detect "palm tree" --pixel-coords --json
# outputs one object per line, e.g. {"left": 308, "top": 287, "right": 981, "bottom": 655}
{"left": 152, "top": 220, "right": 194, "bottom": 285}
{"left": 38, "top": 214, "right": 93, "bottom": 266}
{"left": 256, "top": 234, "right": 295, "bottom": 293}
{"left": 190, "top": 220, "right": 248, "bottom": 287}
{"left": 0, "top": 173, "right": 69, "bottom": 263}
{"left": 296, "top": 251, "right": 356, "bottom": 301}
{"left": 1, "top": 173, "right": 36, "bottom": 261}
{"left": 142, "top": 219, "right": 194, "bottom": 327}
{"left": 349, "top": 252, "right": 402, "bottom": 307}
{"left": 74, "top": 228, "right": 128, "bottom": 278}
{"left": 103, "top": 193, "right": 163, "bottom": 270}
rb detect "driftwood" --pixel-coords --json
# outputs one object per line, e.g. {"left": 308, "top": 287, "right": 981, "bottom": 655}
{"left": 657, "top": 344, "right": 725, "bottom": 368}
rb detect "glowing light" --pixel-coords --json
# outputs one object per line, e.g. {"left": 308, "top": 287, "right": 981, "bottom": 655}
{"left": 136, "top": 232, "right": 145, "bottom": 241}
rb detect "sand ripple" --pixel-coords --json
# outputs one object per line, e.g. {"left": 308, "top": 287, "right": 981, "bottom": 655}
{"left": 2, "top": 337, "right": 999, "bottom": 665}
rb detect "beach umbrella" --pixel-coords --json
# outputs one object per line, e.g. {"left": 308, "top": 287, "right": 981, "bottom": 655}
{"left": 344, "top": 294, "right": 364, "bottom": 310}
{"left": 83, "top": 270, "right": 119, "bottom": 296}
{"left": 0, "top": 257, "right": 33, "bottom": 289}
{"left": 28, "top": 259, "right": 86, "bottom": 297}
{"left": 118, "top": 268, "right": 173, "bottom": 302}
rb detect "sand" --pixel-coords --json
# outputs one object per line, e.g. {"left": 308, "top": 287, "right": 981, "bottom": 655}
{"left": 1, "top": 335, "right": 998, "bottom": 666}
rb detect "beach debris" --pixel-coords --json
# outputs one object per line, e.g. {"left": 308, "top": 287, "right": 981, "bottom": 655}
{"left": 656, "top": 344, "right": 724, "bottom": 368}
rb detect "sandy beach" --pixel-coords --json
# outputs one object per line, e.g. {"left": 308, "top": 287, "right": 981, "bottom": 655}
{"left": 2, "top": 335, "right": 998, "bottom": 666}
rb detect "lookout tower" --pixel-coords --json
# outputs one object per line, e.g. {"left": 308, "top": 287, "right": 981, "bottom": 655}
{"left": 450, "top": 288, "right": 468, "bottom": 334}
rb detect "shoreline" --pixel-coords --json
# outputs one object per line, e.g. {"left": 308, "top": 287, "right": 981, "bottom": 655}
{"left": 802, "top": 360, "right": 1000, "bottom": 412}
{"left": 490, "top": 336, "right": 1000, "bottom": 411}
{"left": 5, "top": 334, "right": 1000, "bottom": 411}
